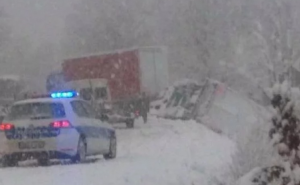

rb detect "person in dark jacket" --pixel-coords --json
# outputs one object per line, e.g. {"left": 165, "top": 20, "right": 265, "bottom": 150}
{"left": 137, "top": 92, "right": 150, "bottom": 123}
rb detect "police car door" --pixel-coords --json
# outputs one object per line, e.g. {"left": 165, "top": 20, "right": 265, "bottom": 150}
{"left": 80, "top": 101, "right": 105, "bottom": 154}
{"left": 95, "top": 119, "right": 111, "bottom": 153}
{"left": 70, "top": 100, "right": 99, "bottom": 155}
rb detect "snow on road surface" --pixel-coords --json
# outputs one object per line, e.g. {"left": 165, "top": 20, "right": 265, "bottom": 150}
{"left": 0, "top": 117, "right": 234, "bottom": 185}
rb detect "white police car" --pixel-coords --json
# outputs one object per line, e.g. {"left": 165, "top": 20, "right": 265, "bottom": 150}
{"left": 0, "top": 91, "right": 116, "bottom": 167}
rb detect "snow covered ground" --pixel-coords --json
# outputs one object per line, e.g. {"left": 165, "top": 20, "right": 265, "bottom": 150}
{"left": 0, "top": 117, "right": 234, "bottom": 185}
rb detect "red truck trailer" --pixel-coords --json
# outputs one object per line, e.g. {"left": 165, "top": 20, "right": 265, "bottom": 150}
{"left": 63, "top": 50, "right": 140, "bottom": 101}
{"left": 47, "top": 47, "right": 169, "bottom": 127}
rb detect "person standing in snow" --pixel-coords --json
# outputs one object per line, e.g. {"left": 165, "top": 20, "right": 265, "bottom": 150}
{"left": 137, "top": 92, "right": 150, "bottom": 123}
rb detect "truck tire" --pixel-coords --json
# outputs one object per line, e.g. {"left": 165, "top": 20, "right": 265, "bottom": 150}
{"left": 126, "top": 119, "right": 134, "bottom": 128}
{"left": 104, "top": 136, "right": 117, "bottom": 160}
{"left": 71, "top": 136, "right": 87, "bottom": 163}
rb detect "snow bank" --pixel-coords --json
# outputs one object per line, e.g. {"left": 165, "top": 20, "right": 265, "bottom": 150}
{"left": 227, "top": 123, "right": 279, "bottom": 185}
{"left": 237, "top": 165, "right": 291, "bottom": 185}
{"left": 0, "top": 116, "right": 235, "bottom": 185}
{"left": 237, "top": 167, "right": 263, "bottom": 185}
{"left": 198, "top": 80, "right": 271, "bottom": 138}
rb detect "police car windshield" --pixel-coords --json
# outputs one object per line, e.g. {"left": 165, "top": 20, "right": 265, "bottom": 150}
{"left": 7, "top": 102, "right": 66, "bottom": 121}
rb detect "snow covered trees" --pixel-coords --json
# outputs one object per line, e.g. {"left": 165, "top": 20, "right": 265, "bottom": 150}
{"left": 245, "top": 0, "right": 300, "bottom": 85}
{"left": 237, "top": 82, "right": 300, "bottom": 185}
{"left": 269, "top": 83, "right": 300, "bottom": 158}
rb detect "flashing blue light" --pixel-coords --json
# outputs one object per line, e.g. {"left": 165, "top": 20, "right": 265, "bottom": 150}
{"left": 51, "top": 91, "right": 78, "bottom": 98}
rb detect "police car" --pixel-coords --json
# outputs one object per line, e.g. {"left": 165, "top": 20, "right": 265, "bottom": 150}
{"left": 0, "top": 91, "right": 117, "bottom": 167}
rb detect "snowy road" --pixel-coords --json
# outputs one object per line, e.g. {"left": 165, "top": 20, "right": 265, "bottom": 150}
{"left": 0, "top": 117, "right": 234, "bottom": 185}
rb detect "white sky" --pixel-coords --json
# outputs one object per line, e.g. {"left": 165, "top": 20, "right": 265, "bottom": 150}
{"left": 2, "top": 0, "right": 77, "bottom": 45}
{"left": 1, "top": 0, "right": 78, "bottom": 91}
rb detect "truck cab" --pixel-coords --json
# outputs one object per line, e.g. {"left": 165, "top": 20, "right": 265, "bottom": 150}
{"left": 64, "top": 79, "right": 110, "bottom": 103}
{"left": 62, "top": 79, "right": 135, "bottom": 128}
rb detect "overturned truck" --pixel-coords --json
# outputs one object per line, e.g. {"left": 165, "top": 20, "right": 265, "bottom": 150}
{"left": 150, "top": 79, "right": 269, "bottom": 136}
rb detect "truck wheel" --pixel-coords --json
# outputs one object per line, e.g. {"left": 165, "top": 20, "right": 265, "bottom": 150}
{"left": 2, "top": 155, "right": 18, "bottom": 167}
{"left": 71, "top": 136, "right": 87, "bottom": 163}
{"left": 104, "top": 136, "right": 117, "bottom": 160}
{"left": 126, "top": 119, "right": 134, "bottom": 128}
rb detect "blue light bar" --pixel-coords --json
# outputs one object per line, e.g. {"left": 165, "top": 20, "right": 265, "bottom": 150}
{"left": 51, "top": 91, "right": 79, "bottom": 98}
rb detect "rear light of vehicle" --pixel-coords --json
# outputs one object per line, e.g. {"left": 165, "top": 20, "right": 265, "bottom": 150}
{"left": 50, "top": 120, "right": 71, "bottom": 128}
{"left": 0, "top": 123, "right": 15, "bottom": 131}
{"left": 135, "top": 110, "right": 140, "bottom": 116}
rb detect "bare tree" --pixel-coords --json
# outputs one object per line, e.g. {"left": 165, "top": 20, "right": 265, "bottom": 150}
{"left": 245, "top": 0, "right": 300, "bottom": 85}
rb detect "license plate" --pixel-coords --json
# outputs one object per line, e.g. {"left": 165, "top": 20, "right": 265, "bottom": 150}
{"left": 18, "top": 141, "right": 45, "bottom": 150}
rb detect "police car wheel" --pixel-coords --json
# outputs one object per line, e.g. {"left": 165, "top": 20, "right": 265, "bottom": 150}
{"left": 71, "top": 137, "right": 87, "bottom": 163}
{"left": 38, "top": 158, "right": 50, "bottom": 166}
{"left": 104, "top": 137, "right": 117, "bottom": 160}
{"left": 2, "top": 155, "right": 18, "bottom": 167}
{"left": 37, "top": 152, "right": 50, "bottom": 166}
